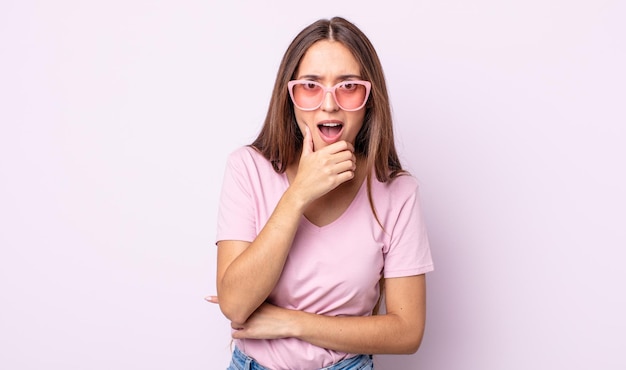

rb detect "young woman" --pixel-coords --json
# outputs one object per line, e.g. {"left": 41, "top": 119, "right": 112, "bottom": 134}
{"left": 212, "top": 16, "right": 434, "bottom": 370}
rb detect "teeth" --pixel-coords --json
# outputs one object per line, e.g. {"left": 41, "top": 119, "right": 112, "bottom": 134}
{"left": 320, "top": 123, "right": 341, "bottom": 127}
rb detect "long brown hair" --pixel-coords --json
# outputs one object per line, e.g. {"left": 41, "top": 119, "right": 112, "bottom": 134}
{"left": 251, "top": 17, "right": 405, "bottom": 184}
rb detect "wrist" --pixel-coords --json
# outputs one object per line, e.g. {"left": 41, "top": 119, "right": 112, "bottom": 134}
{"left": 287, "top": 309, "right": 306, "bottom": 339}
{"left": 282, "top": 186, "right": 310, "bottom": 213}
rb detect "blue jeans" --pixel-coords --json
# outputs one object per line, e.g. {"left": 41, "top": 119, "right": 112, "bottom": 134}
{"left": 227, "top": 346, "right": 374, "bottom": 370}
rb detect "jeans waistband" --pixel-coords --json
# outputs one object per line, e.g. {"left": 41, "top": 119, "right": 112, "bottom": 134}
{"left": 230, "top": 346, "right": 373, "bottom": 370}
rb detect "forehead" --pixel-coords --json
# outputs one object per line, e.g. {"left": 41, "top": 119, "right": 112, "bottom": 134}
{"left": 296, "top": 40, "right": 361, "bottom": 78}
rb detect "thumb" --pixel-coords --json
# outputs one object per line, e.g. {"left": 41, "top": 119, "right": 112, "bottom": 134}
{"left": 301, "top": 125, "right": 314, "bottom": 155}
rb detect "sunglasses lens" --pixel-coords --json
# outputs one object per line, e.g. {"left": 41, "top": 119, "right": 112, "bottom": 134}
{"left": 335, "top": 82, "right": 368, "bottom": 110}
{"left": 291, "top": 82, "right": 324, "bottom": 110}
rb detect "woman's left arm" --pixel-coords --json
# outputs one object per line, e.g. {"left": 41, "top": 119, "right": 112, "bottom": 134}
{"left": 229, "top": 274, "right": 427, "bottom": 354}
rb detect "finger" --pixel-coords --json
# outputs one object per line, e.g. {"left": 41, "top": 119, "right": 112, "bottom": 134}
{"left": 204, "top": 295, "right": 219, "bottom": 304}
{"left": 331, "top": 149, "right": 356, "bottom": 164}
{"left": 231, "top": 329, "right": 245, "bottom": 339}
{"left": 336, "top": 169, "right": 356, "bottom": 183}
{"left": 301, "top": 125, "right": 314, "bottom": 155}
{"left": 231, "top": 322, "right": 244, "bottom": 330}
{"left": 336, "top": 158, "right": 357, "bottom": 172}
{"left": 324, "top": 140, "right": 354, "bottom": 155}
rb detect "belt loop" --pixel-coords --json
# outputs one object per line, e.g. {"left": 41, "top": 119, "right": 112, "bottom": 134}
{"left": 244, "top": 357, "right": 252, "bottom": 370}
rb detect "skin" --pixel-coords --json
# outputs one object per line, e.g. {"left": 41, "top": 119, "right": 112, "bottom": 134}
{"left": 214, "top": 40, "right": 427, "bottom": 355}
{"left": 292, "top": 39, "right": 366, "bottom": 154}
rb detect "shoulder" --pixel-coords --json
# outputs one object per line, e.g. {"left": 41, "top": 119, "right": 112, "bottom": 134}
{"left": 224, "top": 146, "right": 282, "bottom": 187}
{"left": 225, "top": 146, "right": 273, "bottom": 171}
{"left": 226, "top": 145, "right": 265, "bottom": 164}
{"left": 367, "top": 173, "right": 424, "bottom": 223}
{"left": 371, "top": 172, "right": 420, "bottom": 200}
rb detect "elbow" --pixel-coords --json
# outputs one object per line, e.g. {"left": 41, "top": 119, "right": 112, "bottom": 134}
{"left": 218, "top": 301, "right": 251, "bottom": 325}
{"left": 216, "top": 282, "right": 254, "bottom": 324}
{"left": 398, "top": 327, "right": 425, "bottom": 354}
{"left": 217, "top": 291, "right": 258, "bottom": 324}
{"left": 402, "top": 336, "right": 423, "bottom": 354}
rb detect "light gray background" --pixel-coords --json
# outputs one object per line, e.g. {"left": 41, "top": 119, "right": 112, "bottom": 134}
{"left": 1, "top": 0, "right": 624, "bottom": 369}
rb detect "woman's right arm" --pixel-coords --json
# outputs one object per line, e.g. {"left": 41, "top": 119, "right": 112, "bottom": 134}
{"left": 216, "top": 187, "right": 307, "bottom": 325}
{"left": 216, "top": 127, "right": 356, "bottom": 325}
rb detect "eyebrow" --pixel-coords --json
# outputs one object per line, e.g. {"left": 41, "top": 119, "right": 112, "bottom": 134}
{"left": 296, "top": 74, "right": 363, "bottom": 81}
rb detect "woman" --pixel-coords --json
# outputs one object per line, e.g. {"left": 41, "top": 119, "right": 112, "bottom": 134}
{"left": 212, "top": 16, "right": 434, "bottom": 370}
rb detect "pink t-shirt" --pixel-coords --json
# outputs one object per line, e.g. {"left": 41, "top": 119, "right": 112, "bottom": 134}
{"left": 216, "top": 146, "right": 433, "bottom": 370}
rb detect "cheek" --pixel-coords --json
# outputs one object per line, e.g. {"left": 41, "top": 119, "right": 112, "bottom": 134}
{"left": 293, "top": 111, "right": 314, "bottom": 129}
{"left": 347, "top": 112, "right": 366, "bottom": 133}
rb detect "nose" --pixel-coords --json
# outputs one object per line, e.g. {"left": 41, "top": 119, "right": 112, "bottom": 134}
{"left": 321, "top": 90, "right": 339, "bottom": 112}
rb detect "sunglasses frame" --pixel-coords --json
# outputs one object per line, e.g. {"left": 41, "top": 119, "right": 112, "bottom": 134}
{"left": 287, "top": 80, "right": 372, "bottom": 112}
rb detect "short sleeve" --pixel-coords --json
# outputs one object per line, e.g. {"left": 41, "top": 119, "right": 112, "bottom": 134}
{"left": 215, "top": 149, "right": 257, "bottom": 244}
{"left": 383, "top": 181, "right": 434, "bottom": 278}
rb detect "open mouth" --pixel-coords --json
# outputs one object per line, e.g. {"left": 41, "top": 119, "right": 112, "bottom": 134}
{"left": 317, "top": 122, "right": 343, "bottom": 143}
